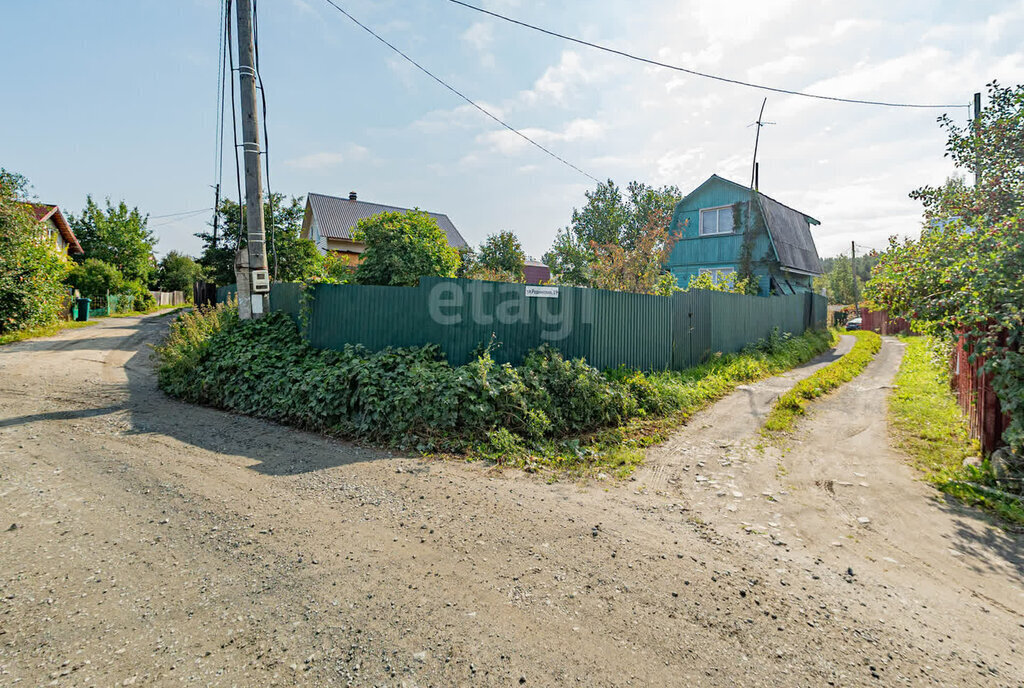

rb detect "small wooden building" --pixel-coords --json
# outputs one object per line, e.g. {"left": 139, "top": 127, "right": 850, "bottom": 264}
{"left": 665, "top": 175, "right": 823, "bottom": 295}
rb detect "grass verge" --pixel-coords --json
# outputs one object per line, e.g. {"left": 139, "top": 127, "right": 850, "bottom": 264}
{"left": 890, "top": 336, "right": 1024, "bottom": 529}
{"left": 762, "top": 329, "right": 882, "bottom": 436}
{"left": 155, "top": 306, "right": 837, "bottom": 479}
{"left": 0, "top": 319, "right": 98, "bottom": 346}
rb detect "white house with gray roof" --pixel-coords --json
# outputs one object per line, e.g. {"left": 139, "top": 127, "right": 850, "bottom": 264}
{"left": 300, "top": 191, "right": 468, "bottom": 263}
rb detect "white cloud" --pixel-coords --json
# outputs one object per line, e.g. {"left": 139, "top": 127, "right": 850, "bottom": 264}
{"left": 412, "top": 102, "right": 505, "bottom": 133}
{"left": 519, "top": 50, "right": 617, "bottom": 105}
{"left": 285, "top": 145, "right": 370, "bottom": 171}
{"left": 463, "top": 26, "right": 491, "bottom": 51}
{"left": 477, "top": 118, "right": 606, "bottom": 155}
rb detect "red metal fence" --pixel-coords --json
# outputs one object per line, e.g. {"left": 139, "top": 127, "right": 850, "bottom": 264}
{"left": 859, "top": 308, "right": 912, "bottom": 335}
{"left": 951, "top": 331, "right": 1009, "bottom": 454}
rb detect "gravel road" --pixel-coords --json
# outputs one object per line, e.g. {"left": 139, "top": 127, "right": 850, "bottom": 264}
{"left": 1, "top": 313, "right": 1021, "bottom": 687}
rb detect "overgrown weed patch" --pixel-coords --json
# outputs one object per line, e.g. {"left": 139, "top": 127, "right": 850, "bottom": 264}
{"left": 156, "top": 307, "right": 836, "bottom": 478}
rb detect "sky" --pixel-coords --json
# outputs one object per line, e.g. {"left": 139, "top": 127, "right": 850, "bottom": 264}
{"left": 2, "top": 0, "right": 1022, "bottom": 261}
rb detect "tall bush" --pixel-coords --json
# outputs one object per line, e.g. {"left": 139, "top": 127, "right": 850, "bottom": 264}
{"left": 865, "top": 81, "right": 1024, "bottom": 453}
{"left": 66, "top": 258, "right": 124, "bottom": 298}
{"left": 0, "top": 169, "right": 72, "bottom": 334}
{"left": 68, "top": 195, "right": 155, "bottom": 283}
{"left": 353, "top": 210, "right": 460, "bottom": 286}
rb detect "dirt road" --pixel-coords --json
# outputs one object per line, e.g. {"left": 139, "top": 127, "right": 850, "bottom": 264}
{"left": 1, "top": 314, "right": 1021, "bottom": 686}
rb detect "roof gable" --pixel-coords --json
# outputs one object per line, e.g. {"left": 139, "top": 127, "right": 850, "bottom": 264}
{"left": 28, "top": 203, "right": 83, "bottom": 254}
{"left": 676, "top": 175, "right": 822, "bottom": 275}
{"left": 304, "top": 192, "right": 468, "bottom": 249}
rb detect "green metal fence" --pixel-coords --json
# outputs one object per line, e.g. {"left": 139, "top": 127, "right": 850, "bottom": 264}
{"left": 220, "top": 278, "right": 827, "bottom": 371}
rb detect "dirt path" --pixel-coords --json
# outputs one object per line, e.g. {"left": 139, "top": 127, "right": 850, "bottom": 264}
{"left": 1, "top": 317, "right": 1021, "bottom": 686}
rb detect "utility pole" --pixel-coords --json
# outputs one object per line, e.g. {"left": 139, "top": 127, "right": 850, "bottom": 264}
{"left": 211, "top": 183, "right": 221, "bottom": 249}
{"left": 234, "top": 0, "right": 269, "bottom": 319}
{"left": 973, "top": 91, "right": 982, "bottom": 187}
{"left": 851, "top": 241, "right": 859, "bottom": 317}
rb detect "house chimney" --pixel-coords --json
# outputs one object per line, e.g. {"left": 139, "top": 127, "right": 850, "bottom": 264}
{"left": 348, "top": 191, "right": 357, "bottom": 201}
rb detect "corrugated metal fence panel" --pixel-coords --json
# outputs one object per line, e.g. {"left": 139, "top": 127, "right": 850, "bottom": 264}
{"left": 215, "top": 284, "right": 237, "bottom": 304}
{"left": 587, "top": 289, "right": 672, "bottom": 371}
{"left": 671, "top": 290, "right": 713, "bottom": 369}
{"left": 269, "top": 282, "right": 304, "bottom": 320}
{"left": 252, "top": 279, "right": 828, "bottom": 371}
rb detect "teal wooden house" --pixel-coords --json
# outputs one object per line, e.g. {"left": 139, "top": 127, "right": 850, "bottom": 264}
{"left": 666, "top": 175, "right": 823, "bottom": 295}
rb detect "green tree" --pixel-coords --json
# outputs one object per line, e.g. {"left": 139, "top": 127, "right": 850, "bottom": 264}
{"left": 66, "top": 258, "right": 124, "bottom": 298}
{"left": 589, "top": 209, "right": 680, "bottom": 295}
{"left": 195, "top": 194, "right": 321, "bottom": 285}
{"left": 0, "top": 169, "right": 72, "bottom": 333}
{"left": 910, "top": 81, "right": 1023, "bottom": 225}
{"left": 353, "top": 210, "right": 460, "bottom": 286}
{"left": 156, "top": 251, "right": 206, "bottom": 293}
{"left": 477, "top": 230, "right": 526, "bottom": 281}
{"left": 813, "top": 255, "right": 862, "bottom": 304}
{"left": 545, "top": 179, "right": 682, "bottom": 286}
{"left": 865, "top": 81, "right": 1024, "bottom": 452}
{"left": 68, "top": 196, "right": 156, "bottom": 283}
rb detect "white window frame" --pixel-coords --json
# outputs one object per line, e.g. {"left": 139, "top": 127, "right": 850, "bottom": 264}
{"left": 699, "top": 204, "right": 735, "bottom": 236}
{"left": 699, "top": 266, "right": 736, "bottom": 286}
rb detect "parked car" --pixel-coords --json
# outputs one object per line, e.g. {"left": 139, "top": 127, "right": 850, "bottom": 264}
{"left": 845, "top": 317, "right": 862, "bottom": 331}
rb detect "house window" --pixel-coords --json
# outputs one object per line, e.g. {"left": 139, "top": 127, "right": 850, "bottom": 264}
{"left": 699, "top": 205, "right": 735, "bottom": 235}
{"left": 699, "top": 267, "right": 736, "bottom": 285}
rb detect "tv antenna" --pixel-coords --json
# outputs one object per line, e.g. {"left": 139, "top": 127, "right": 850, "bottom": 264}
{"left": 748, "top": 97, "right": 775, "bottom": 189}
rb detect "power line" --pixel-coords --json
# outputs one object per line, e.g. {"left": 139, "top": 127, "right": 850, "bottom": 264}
{"left": 448, "top": 0, "right": 970, "bottom": 111}
{"left": 320, "top": 0, "right": 600, "bottom": 183}
{"left": 252, "top": 0, "right": 278, "bottom": 279}
{"left": 150, "top": 209, "right": 213, "bottom": 228}
{"left": 227, "top": 0, "right": 245, "bottom": 242}
{"left": 151, "top": 208, "right": 215, "bottom": 219}
{"left": 213, "top": 0, "right": 227, "bottom": 186}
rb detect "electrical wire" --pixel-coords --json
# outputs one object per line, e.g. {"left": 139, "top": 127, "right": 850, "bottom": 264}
{"left": 150, "top": 209, "right": 213, "bottom": 228}
{"left": 213, "top": 0, "right": 227, "bottom": 187}
{"left": 215, "top": 0, "right": 229, "bottom": 247}
{"left": 252, "top": 0, "right": 278, "bottom": 280}
{"left": 227, "top": 0, "right": 245, "bottom": 244}
{"left": 320, "top": 0, "right": 600, "bottom": 183}
{"left": 448, "top": 0, "right": 969, "bottom": 111}
{"left": 151, "top": 208, "right": 215, "bottom": 219}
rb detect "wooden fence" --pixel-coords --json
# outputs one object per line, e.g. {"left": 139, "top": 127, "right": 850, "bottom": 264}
{"left": 859, "top": 308, "right": 912, "bottom": 336}
{"left": 150, "top": 290, "right": 186, "bottom": 307}
{"left": 951, "top": 331, "right": 1010, "bottom": 454}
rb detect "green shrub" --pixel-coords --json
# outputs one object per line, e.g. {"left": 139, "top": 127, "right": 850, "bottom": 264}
{"left": 157, "top": 310, "right": 838, "bottom": 474}
{"left": 0, "top": 170, "right": 73, "bottom": 334}
{"left": 67, "top": 258, "right": 124, "bottom": 298}
{"left": 122, "top": 280, "right": 156, "bottom": 312}
{"left": 155, "top": 300, "right": 238, "bottom": 399}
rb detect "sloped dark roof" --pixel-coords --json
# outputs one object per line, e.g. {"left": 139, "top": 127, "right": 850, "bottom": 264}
{"left": 756, "top": 193, "right": 823, "bottom": 275}
{"left": 28, "top": 203, "right": 83, "bottom": 254}
{"left": 306, "top": 192, "right": 467, "bottom": 248}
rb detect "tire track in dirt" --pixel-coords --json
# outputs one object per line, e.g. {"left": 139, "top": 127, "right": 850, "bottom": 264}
{"left": 1, "top": 317, "right": 1021, "bottom": 686}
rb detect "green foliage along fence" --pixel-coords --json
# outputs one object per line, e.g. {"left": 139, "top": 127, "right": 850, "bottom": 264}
{"left": 221, "top": 278, "right": 826, "bottom": 371}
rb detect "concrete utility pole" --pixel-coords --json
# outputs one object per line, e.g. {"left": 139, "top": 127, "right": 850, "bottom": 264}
{"left": 973, "top": 91, "right": 982, "bottom": 187}
{"left": 211, "top": 183, "right": 220, "bottom": 249}
{"left": 234, "top": 0, "right": 269, "bottom": 319}
{"left": 851, "top": 241, "right": 859, "bottom": 317}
